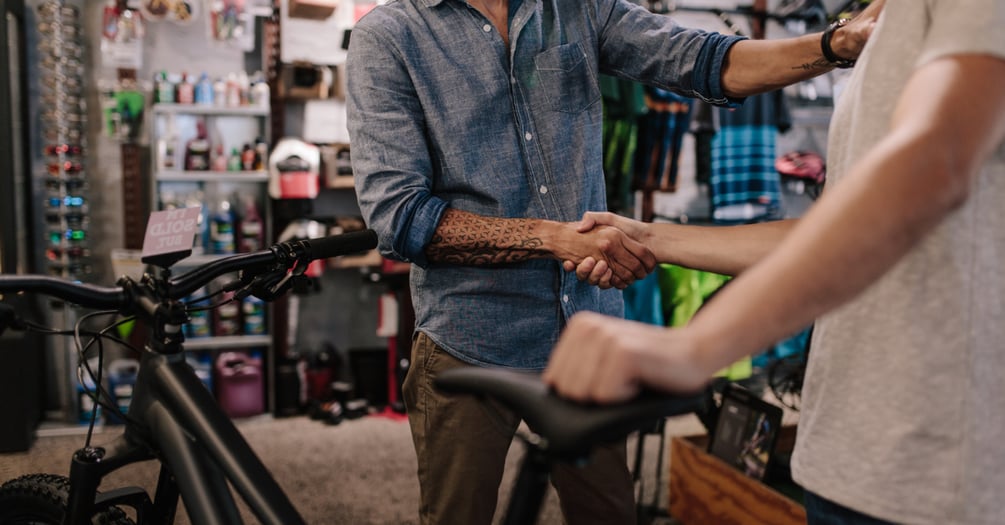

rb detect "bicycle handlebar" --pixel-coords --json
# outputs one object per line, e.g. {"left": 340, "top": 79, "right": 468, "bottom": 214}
{"left": 168, "top": 229, "right": 378, "bottom": 299}
{"left": 435, "top": 368, "right": 707, "bottom": 460}
{"left": 0, "top": 229, "right": 379, "bottom": 310}
{"left": 0, "top": 276, "right": 127, "bottom": 310}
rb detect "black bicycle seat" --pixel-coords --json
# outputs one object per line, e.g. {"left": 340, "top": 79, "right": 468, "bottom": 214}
{"left": 434, "top": 367, "right": 707, "bottom": 460}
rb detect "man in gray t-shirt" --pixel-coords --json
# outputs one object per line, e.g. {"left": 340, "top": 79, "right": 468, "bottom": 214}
{"left": 545, "top": 1, "right": 1005, "bottom": 523}
{"left": 791, "top": 1, "right": 1005, "bottom": 522}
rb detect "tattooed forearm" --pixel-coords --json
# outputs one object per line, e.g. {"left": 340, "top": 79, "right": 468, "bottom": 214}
{"left": 426, "top": 208, "right": 549, "bottom": 266}
{"left": 792, "top": 57, "right": 835, "bottom": 71}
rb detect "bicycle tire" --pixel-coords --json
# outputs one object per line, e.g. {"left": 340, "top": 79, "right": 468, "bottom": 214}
{"left": 0, "top": 473, "right": 135, "bottom": 525}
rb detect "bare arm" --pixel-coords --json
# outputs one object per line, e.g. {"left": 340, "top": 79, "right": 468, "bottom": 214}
{"left": 545, "top": 53, "right": 1005, "bottom": 402}
{"left": 685, "top": 53, "right": 1005, "bottom": 374}
{"left": 720, "top": 0, "right": 883, "bottom": 97}
{"left": 426, "top": 208, "right": 656, "bottom": 288}
{"left": 569, "top": 213, "right": 796, "bottom": 281}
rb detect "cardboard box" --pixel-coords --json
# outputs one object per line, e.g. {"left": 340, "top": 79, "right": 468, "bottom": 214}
{"left": 668, "top": 426, "right": 805, "bottom": 525}
{"left": 320, "top": 143, "right": 353, "bottom": 189}
{"left": 288, "top": 0, "right": 338, "bottom": 20}
{"left": 278, "top": 62, "right": 333, "bottom": 100}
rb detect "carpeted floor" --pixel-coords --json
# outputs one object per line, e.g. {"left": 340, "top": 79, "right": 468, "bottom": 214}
{"left": 0, "top": 411, "right": 707, "bottom": 524}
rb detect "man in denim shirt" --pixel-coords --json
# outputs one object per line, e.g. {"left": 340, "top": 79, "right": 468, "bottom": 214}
{"left": 347, "top": 1, "right": 878, "bottom": 523}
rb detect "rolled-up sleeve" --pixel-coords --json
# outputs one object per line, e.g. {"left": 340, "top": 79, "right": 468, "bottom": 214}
{"left": 596, "top": 0, "right": 745, "bottom": 107}
{"left": 346, "top": 21, "right": 447, "bottom": 268}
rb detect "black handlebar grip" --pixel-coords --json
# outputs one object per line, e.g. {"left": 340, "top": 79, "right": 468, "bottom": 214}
{"left": 304, "top": 229, "right": 378, "bottom": 260}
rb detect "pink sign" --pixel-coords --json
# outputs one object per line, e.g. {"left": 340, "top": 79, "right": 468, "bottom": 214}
{"left": 142, "top": 207, "right": 203, "bottom": 259}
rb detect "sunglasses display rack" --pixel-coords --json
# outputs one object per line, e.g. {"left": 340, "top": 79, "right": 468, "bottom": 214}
{"left": 37, "top": 1, "right": 90, "bottom": 279}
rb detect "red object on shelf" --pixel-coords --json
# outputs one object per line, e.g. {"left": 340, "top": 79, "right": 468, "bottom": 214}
{"left": 214, "top": 352, "right": 264, "bottom": 418}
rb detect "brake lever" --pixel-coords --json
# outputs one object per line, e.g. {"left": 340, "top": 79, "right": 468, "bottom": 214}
{"left": 236, "top": 259, "right": 311, "bottom": 302}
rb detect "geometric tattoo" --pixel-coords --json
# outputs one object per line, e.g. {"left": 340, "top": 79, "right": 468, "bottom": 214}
{"left": 425, "top": 208, "right": 547, "bottom": 265}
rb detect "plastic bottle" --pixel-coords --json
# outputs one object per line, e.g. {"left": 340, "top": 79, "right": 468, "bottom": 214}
{"left": 212, "top": 143, "right": 228, "bottom": 172}
{"left": 237, "top": 70, "right": 250, "bottom": 106}
{"left": 176, "top": 72, "right": 195, "bottom": 104}
{"left": 194, "top": 72, "right": 214, "bottom": 105}
{"left": 214, "top": 289, "right": 241, "bottom": 336}
{"left": 213, "top": 77, "right": 227, "bottom": 107}
{"left": 242, "top": 294, "right": 266, "bottom": 335}
{"left": 77, "top": 378, "right": 100, "bottom": 424}
{"left": 154, "top": 70, "right": 175, "bottom": 103}
{"left": 254, "top": 137, "right": 268, "bottom": 171}
{"left": 210, "top": 198, "right": 235, "bottom": 254}
{"left": 184, "top": 190, "right": 209, "bottom": 253}
{"left": 227, "top": 147, "right": 242, "bottom": 172}
{"left": 225, "top": 72, "right": 241, "bottom": 107}
{"left": 251, "top": 71, "right": 270, "bottom": 108}
{"left": 184, "top": 120, "right": 211, "bottom": 171}
{"left": 106, "top": 358, "right": 140, "bottom": 423}
{"left": 185, "top": 286, "right": 212, "bottom": 338}
{"left": 241, "top": 143, "right": 255, "bottom": 171}
{"left": 159, "top": 190, "right": 178, "bottom": 211}
{"left": 157, "top": 115, "right": 179, "bottom": 170}
{"left": 237, "top": 196, "right": 264, "bottom": 253}
{"left": 76, "top": 358, "right": 103, "bottom": 424}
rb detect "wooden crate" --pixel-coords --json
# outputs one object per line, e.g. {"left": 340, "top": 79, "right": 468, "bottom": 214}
{"left": 668, "top": 426, "right": 805, "bottom": 525}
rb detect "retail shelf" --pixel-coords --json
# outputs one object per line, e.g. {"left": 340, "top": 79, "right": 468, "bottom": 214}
{"left": 182, "top": 334, "right": 272, "bottom": 351}
{"left": 149, "top": 98, "right": 276, "bottom": 415}
{"left": 156, "top": 170, "right": 269, "bottom": 182}
{"left": 152, "top": 103, "right": 270, "bottom": 117}
{"left": 173, "top": 252, "right": 237, "bottom": 267}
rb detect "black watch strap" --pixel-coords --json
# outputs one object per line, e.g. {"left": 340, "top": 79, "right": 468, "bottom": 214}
{"left": 821, "top": 18, "right": 856, "bottom": 69}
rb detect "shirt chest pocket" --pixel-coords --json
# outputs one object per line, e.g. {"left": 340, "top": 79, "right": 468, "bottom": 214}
{"left": 534, "top": 42, "right": 600, "bottom": 114}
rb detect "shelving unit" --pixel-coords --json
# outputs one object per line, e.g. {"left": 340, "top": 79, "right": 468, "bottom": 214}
{"left": 149, "top": 101, "right": 275, "bottom": 415}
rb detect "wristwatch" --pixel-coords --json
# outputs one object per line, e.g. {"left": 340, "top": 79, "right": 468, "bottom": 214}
{"left": 821, "top": 18, "right": 856, "bottom": 69}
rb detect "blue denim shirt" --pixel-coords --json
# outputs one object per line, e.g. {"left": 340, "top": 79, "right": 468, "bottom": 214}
{"left": 347, "top": 0, "right": 743, "bottom": 369}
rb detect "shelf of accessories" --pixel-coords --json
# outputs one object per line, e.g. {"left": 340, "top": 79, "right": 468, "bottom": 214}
{"left": 182, "top": 334, "right": 272, "bottom": 351}
{"left": 149, "top": 102, "right": 275, "bottom": 415}
{"left": 149, "top": 101, "right": 272, "bottom": 259}
{"left": 151, "top": 103, "right": 269, "bottom": 117}
{"left": 156, "top": 169, "right": 269, "bottom": 183}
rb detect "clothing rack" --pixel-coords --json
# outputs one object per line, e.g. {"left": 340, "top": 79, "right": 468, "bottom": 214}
{"left": 643, "top": 1, "right": 832, "bottom": 36}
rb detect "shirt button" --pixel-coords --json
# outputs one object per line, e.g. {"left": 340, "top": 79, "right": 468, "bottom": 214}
{"left": 482, "top": 24, "right": 492, "bottom": 32}
{"left": 562, "top": 294, "right": 569, "bottom": 303}
{"left": 524, "top": 132, "right": 533, "bottom": 141}
{"left": 539, "top": 185, "right": 548, "bottom": 194}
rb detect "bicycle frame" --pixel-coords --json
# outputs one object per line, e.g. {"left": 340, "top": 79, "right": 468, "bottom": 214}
{"left": 2, "top": 228, "right": 707, "bottom": 525}
{"left": 0, "top": 232, "right": 380, "bottom": 524}
{"left": 63, "top": 343, "right": 305, "bottom": 525}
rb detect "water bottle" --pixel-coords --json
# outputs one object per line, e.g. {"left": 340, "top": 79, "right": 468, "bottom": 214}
{"left": 210, "top": 198, "right": 235, "bottom": 255}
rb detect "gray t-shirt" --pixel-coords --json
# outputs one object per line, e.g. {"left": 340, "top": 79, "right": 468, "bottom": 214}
{"left": 791, "top": 1, "right": 1005, "bottom": 523}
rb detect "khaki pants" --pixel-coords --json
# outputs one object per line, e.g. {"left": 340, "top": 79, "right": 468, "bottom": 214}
{"left": 403, "top": 332, "right": 636, "bottom": 525}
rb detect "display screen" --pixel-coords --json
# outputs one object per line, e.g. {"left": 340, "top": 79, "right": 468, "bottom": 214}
{"left": 708, "top": 384, "right": 783, "bottom": 481}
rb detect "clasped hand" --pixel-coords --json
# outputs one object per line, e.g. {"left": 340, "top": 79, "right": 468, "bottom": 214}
{"left": 560, "top": 216, "right": 655, "bottom": 290}
{"left": 563, "top": 212, "right": 650, "bottom": 289}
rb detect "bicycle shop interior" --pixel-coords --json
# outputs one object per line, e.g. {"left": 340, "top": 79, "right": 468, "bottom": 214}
{"left": 1, "top": 1, "right": 861, "bottom": 524}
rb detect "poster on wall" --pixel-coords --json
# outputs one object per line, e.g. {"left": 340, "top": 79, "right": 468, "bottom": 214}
{"left": 100, "top": 3, "right": 144, "bottom": 69}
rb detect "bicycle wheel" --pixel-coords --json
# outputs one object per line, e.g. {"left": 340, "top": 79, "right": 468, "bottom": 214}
{"left": 0, "top": 473, "right": 135, "bottom": 525}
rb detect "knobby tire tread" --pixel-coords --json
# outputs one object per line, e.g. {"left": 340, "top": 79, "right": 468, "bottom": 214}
{"left": 0, "top": 473, "right": 135, "bottom": 525}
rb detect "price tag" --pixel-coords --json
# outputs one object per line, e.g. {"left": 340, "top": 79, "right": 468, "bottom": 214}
{"left": 141, "top": 207, "right": 202, "bottom": 264}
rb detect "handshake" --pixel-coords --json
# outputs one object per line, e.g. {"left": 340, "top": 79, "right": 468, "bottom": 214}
{"left": 559, "top": 212, "right": 658, "bottom": 290}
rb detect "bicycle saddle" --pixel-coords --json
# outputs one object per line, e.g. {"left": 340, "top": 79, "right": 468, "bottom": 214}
{"left": 434, "top": 368, "right": 707, "bottom": 460}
